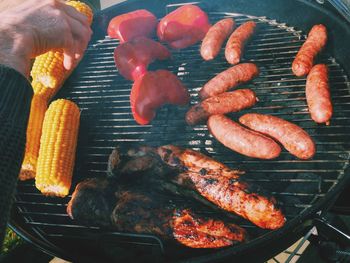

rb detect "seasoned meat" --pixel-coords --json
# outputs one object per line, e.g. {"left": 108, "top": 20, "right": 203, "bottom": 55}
{"left": 67, "top": 177, "right": 247, "bottom": 248}
{"left": 107, "top": 145, "right": 171, "bottom": 179}
{"left": 108, "top": 147, "right": 242, "bottom": 220}
{"left": 200, "top": 18, "right": 235, "bottom": 60}
{"left": 225, "top": 21, "right": 256, "bottom": 65}
{"left": 306, "top": 64, "right": 332, "bottom": 124}
{"left": 107, "top": 145, "right": 285, "bottom": 229}
{"left": 182, "top": 172, "right": 285, "bottom": 229}
{"left": 111, "top": 189, "right": 173, "bottom": 237}
{"left": 156, "top": 145, "right": 243, "bottom": 178}
{"left": 67, "top": 178, "right": 117, "bottom": 226}
{"left": 156, "top": 145, "right": 285, "bottom": 229}
{"left": 173, "top": 209, "right": 246, "bottom": 248}
{"left": 186, "top": 89, "right": 258, "bottom": 125}
{"left": 292, "top": 24, "right": 327, "bottom": 77}
{"left": 199, "top": 63, "right": 259, "bottom": 99}
{"left": 107, "top": 147, "right": 122, "bottom": 177}
{"left": 207, "top": 114, "right": 281, "bottom": 159}
{"left": 239, "top": 113, "right": 316, "bottom": 159}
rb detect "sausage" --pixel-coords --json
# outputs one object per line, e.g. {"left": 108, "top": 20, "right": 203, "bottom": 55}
{"left": 199, "top": 63, "right": 259, "bottom": 100}
{"left": 292, "top": 24, "right": 327, "bottom": 77}
{"left": 225, "top": 21, "right": 256, "bottom": 65}
{"left": 200, "top": 18, "right": 235, "bottom": 60}
{"left": 306, "top": 64, "right": 332, "bottom": 125}
{"left": 207, "top": 115, "right": 281, "bottom": 159}
{"left": 239, "top": 113, "right": 316, "bottom": 159}
{"left": 186, "top": 89, "right": 257, "bottom": 125}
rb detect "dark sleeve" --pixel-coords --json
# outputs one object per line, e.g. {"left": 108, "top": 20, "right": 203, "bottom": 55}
{"left": 0, "top": 65, "right": 33, "bottom": 244}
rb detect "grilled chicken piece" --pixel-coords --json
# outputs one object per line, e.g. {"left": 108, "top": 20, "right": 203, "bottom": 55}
{"left": 107, "top": 146, "right": 171, "bottom": 179}
{"left": 173, "top": 209, "right": 246, "bottom": 248}
{"left": 67, "top": 177, "right": 247, "bottom": 248}
{"left": 109, "top": 144, "right": 242, "bottom": 178}
{"left": 108, "top": 145, "right": 286, "bottom": 229}
{"left": 157, "top": 145, "right": 285, "bottom": 230}
{"left": 106, "top": 149, "right": 250, "bottom": 233}
{"left": 67, "top": 177, "right": 116, "bottom": 226}
{"left": 107, "top": 146, "right": 236, "bottom": 216}
{"left": 156, "top": 145, "right": 244, "bottom": 178}
{"left": 180, "top": 172, "right": 285, "bottom": 229}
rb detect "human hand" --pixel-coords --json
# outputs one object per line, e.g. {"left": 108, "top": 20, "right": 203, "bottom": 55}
{"left": 0, "top": 0, "right": 92, "bottom": 77}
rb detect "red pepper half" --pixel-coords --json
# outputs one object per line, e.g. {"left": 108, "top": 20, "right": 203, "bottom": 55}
{"left": 107, "top": 9, "right": 157, "bottom": 43}
{"left": 130, "top": 70, "right": 190, "bottom": 125}
{"left": 157, "top": 5, "right": 211, "bottom": 49}
{"left": 114, "top": 37, "right": 171, "bottom": 81}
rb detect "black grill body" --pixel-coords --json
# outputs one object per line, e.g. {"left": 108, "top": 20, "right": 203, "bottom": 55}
{"left": 11, "top": 0, "right": 350, "bottom": 262}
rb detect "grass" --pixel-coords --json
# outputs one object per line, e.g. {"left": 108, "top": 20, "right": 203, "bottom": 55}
{"left": 1, "top": 227, "right": 23, "bottom": 255}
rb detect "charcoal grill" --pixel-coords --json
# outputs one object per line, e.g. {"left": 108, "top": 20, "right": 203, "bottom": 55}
{"left": 11, "top": 0, "right": 350, "bottom": 262}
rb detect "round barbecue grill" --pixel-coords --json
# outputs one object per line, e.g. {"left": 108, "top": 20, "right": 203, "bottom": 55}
{"left": 11, "top": 0, "right": 350, "bottom": 262}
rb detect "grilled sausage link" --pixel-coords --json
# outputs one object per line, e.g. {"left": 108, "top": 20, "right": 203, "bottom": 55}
{"left": 200, "top": 18, "right": 235, "bottom": 60}
{"left": 239, "top": 113, "right": 316, "bottom": 159}
{"left": 292, "top": 24, "right": 327, "bottom": 77}
{"left": 199, "top": 63, "right": 259, "bottom": 100}
{"left": 225, "top": 21, "right": 256, "bottom": 65}
{"left": 306, "top": 64, "right": 332, "bottom": 125}
{"left": 207, "top": 115, "right": 281, "bottom": 159}
{"left": 186, "top": 89, "right": 257, "bottom": 125}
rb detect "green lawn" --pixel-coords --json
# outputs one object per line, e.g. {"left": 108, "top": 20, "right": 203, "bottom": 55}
{"left": 1, "top": 228, "right": 22, "bottom": 255}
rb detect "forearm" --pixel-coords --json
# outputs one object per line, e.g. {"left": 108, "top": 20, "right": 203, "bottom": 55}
{"left": 0, "top": 65, "right": 32, "bottom": 244}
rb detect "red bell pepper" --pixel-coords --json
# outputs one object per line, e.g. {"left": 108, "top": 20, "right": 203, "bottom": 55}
{"left": 108, "top": 9, "right": 157, "bottom": 42}
{"left": 130, "top": 70, "right": 190, "bottom": 125}
{"left": 114, "top": 37, "right": 171, "bottom": 81}
{"left": 157, "top": 5, "right": 211, "bottom": 49}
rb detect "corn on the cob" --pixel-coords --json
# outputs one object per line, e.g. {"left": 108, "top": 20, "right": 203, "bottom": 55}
{"left": 19, "top": 95, "right": 48, "bottom": 180}
{"left": 30, "top": 50, "right": 65, "bottom": 90}
{"left": 35, "top": 99, "right": 80, "bottom": 197}
{"left": 66, "top": 0, "right": 94, "bottom": 25}
{"left": 30, "top": 1, "right": 93, "bottom": 97}
{"left": 20, "top": 1, "right": 93, "bottom": 181}
{"left": 31, "top": 80, "right": 56, "bottom": 102}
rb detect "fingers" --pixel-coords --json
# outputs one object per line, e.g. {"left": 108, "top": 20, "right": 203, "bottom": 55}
{"left": 63, "top": 12, "right": 92, "bottom": 70}
{"left": 63, "top": 29, "right": 75, "bottom": 71}
{"left": 62, "top": 13, "right": 92, "bottom": 70}
{"left": 22, "top": 0, "right": 93, "bottom": 70}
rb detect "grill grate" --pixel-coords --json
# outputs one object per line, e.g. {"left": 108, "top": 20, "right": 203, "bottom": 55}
{"left": 14, "top": 10, "right": 350, "bottom": 260}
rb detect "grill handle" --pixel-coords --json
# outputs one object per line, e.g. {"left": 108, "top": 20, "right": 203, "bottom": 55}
{"left": 324, "top": 0, "right": 350, "bottom": 23}
{"left": 309, "top": 217, "right": 350, "bottom": 261}
{"left": 314, "top": 217, "right": 350, "bottom": 246}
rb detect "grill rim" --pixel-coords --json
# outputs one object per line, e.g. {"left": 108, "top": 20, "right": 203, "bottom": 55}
{"left": 11, "top": 0, "right": 350, "bottom": 262}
